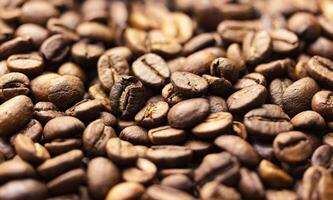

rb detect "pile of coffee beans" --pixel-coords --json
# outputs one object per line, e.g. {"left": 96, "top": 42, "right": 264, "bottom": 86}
{"left": 1, "top": 0, "right": 333, "bottom": 199}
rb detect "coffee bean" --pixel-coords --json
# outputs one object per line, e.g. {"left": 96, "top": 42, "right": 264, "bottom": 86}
{"left": 238, "top": 168, "right": 265, "bottom": 199}
{"left": 44, "top": 138, "right": 82, "bottom": 156}
{"left": 203, "top": 74, "right": 233, "bottom": 97}
{"left": 0, "top": 36, "right": 32, "bottom": 59}
{"left": 319, "top": 16, "right": 333, "bottom": 40}
{"left": 12, "top": 119, "right": 42, "bottom": 143}
{"left": 161, "top": 83, "right": 185, "bottom": 105}
{"left": 323, "top": 133, "right": 333, "bottom": 147}
{"left": 33, "top": 102, "right": 64, "bottom": 124}
{"left": 159, "top": 168, "right": 193, "bottom": 179}
{"left": 122, "top": 158, "right": 157, "bottom": 184}
{"left": 6, "top": 53, "right": 44, "bottom": 76}
{"left": 97, "top": 53, "right": 130, "bottom": 91}
{"left": 269, "top": 29, "right": 299, "bottom": 54}
{"left": 106, "top": 138, "right": 138, "bottom": 165}
{"left": 76, "top": 22, "right": 113, "bottom": 43}
{"left": 148, "top": 125, "right": 186, "bottom": 145}
{"left": 269, "top": 78, "right": 292, "bottom": 106}
{"left": 255, "top": 58, "right": 294, "bottom": 80}
{"left": 58, "top": 62, "right": 86, "bottom": 82}
{"left": 0, "top": 95, "right": 33, "bottom": 137}
{"left": 291, "top": 111, "right": 325, "bottom": 130}
{"left": 182, "top": 33, "right": 221, "bottom": 56}
{"left": 162, "top": 13, "right": 193, "bottom": 44}
{"left": 99, "top": 112, "right": 117, "bottom": 127}
{"left": 273, "top": 131, "right": 312, "bottom": 163}
{"left": 300, "top": 166, "right": 333, "bottom": 200}
{"left": 307, "top": 55, "right": 333, "bottom": 88}
{"left": 30, "top": 73, "right": 60, "bottom": 101}
{"left": 83, "top": 119, "right": 116, "bottom": 156}
{"left": 87, "top": 157, "right": 120, "bottom": 199}
{"left": 0, "top": 159, "right": 35, "bottom": 183}
{"left": 227, "top": 84, "right": 267, "bottom": 114}
{"left": 233, "top": 72, "right": 266, "bottom": 91}
{"left": 170, "top": 72, "right": 208, "bottom": 97}
{"left": 282, "top": 77, "right": 320, "bottom": 116}
{"left": 135, "top": 101, "right": 169, "bottom": 128}
{"left": 147, "top": 30, "right": 182, "bottom": 57}
{"left": 145, "top": 184, "right": 195, "bottom": 200}
{"left": 217, "top": 20, "right": 258, "bottom": 43}
{"left": 243, "top": 31, "right": 272, "bottom": 65}
{"left": 215, "top": 135, "right": 260, "bottom": 167}
{"left": 161, "top": 174, "right": 193, "bottom": 192}
{"left": 307, "top": 37, "right": 333, "bottom": 60}
{"left": 0, "top": 72, "right": 30, "bottom": 103}
{"left": 0, "top": 179, "right": 47, "bottom": 200}
{"left": 71, "top": 41, "right": 104, "bottom": 66}
{"left": 200, "top": 181, "right": 241, "bottom": 200}
{"left": 195, "top": 152, "right": 240, "bottom": 186}
{"left": 181, "top": 49, "right": 220, "bottom": 75}
{"left": 167, "top": 98, "right": 210, "bottom": 128}
{"left": 16, "top": 24, "right": 49, "bottom": 48}
{"left": 20, "top": 1, "right": 59, "bottom": 25}
{"left": 124, "top": 28, "right": 148, "bottom": 55}
{"left": 119, "top": 125, "right": 150, "bottom": 145}
{"left": 146, "top": 145, "right": 192, "bottom": 168}
{"left": 231, "top": 121, "right": 248, "bottom": 139}
{"left": 311, "top": 145, "right": 333, "bottom": 171}
{"left": 37, "top": 149, "right": 83, "bottom": 179}
{"left": 260, "top": 13, "right": 287, "bottom": 31}
{"left": 66, "top": 99, "right": 104, "bottom": 122}
{"left": 210, "top": 57, "right": 239, "bottom": 82}
{"left": 265, "top": 190, "right": 298, "bottom": 200}
{"left": 192, "top": 112, "right": 233, "bottom": 139}
{"left": 43, "top": 116, "right": 85, "bottom": 141}
{"left": 207, "top": 95, "right": 228, "bottom": 113}
{"left": 104, "top": 46, "right": 133, "bottom": 61}
{"left": 258, "top": 160, "right": 293, "bottom": 188}
{"left": 40, "top": 34, "right": 70, "bottom": 64}
{"left": 312, "top": 90, "right": 333, "bottom": 119}
{"left": 288, "top": 12, "right": 321, "bottom": 41}
{"left": 88, "top": 84, "right": 112, "bottom": 111}
{"left": 105, "top": 182, "right": 145, "bottom": 200}
{"left": 132, "top": 53, "right": 170, "bottom": 88}
{"left": 46, "top": 18, "right": 79, "bottom": 41}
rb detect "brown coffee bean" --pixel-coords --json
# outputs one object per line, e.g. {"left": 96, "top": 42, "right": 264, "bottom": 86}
{"left": 269, "top": 29, "right": 299, "bottom": 54}
{"left": 105, "top": 182, "right": 145, "bottom": 200}
{"left": 203, "top": 74, "right": 233, "bottom": 97}
{"left": 312, "top": 90, "right": 333, "bottom": 119}
{"left": 319, "top": 16, "right": 333, "bottom": 40}
{"left": 291, "top": 111, "right": 325, "bottom": 130}
{"left": 0, "top": 72, "right": 30, "bottom": 103}
{"left": 99, "top": 112, "right": 117, "bottom": 127}
{"left": 122, "top": 158, "right": 157, "bottom": 184}
{"left": 168, "top": 98, "right": 210, "bottom": 128}
{"left": 0, "top": 36, "right": 32, "bottom": 59}
{"left": 119, "top": 125, "right": 150, "bottom": 145}
{"left": 282, "top": 77, "right": 320, "bottom": 116}
{"left": 6, "top": 53, "right": 44, "bottom": 76}
{"left": 44, "top": 138, "right": 82, "bottom": 156}
{"left": 135, "top": 101, "right": 169, "bottom": 128}
{"left": 132, "top": 53, "right": 170, "bottom": 88}
{"left": 258, "top": 160, "right": 293, "bottom": 188}
{"left": 238, "top": 168, "right": 265, "bottom": 199}
{"left": 170, "top": 72, "right": 208, "bottom": 97}
{"left": 207, "top": 95, "right": 228, "bottom": 113}
{"left": 182, "top": 49, "right": 220, "bottom": 75}
{"left": 33, "top": 102, "right": 64, "bottom": 124}
{"left": 124, "top": 28, "right": 148, "bottom": 55}
{"left": 265, "top": 190, "right": 298, "bottom": 200}
{"left": 106, "top": 138, "right": 138, "bottom": 165}
{"left": 195, "top": 152, "right": 240, "bottom": 186}
{"left": 215, "top": 135, "right": 260, "bottom": 167}
{"left": 58, "top": 62, "right": 86, "bottom": 82}
{"left": 307, "top": 55, "right": 333, "bottom": 88}
{"left": 43, "top": 116, "right": 85, "bottom": 141}
{"left": 200, "top": 181, "right": 241, "bottom": 200}
{"left": 162, "top": 13, "right": 193, "bottom": 44}
{"left": 323, "top": 133, "right": 333, "bottom": 147}
{"left": 16, "top": 24, "right": 49, "bottom": 48}
{"left": 145, "top": 184, "right": 195, "bottom": 200}
{"left": 255, "top": 58, "right": 295, "bottom": 80}
{"left": 0, "top": 159, "right": 35, "bottom": 183}
{"left": 182, "top": 33, "right": 222, "bottom": 56}
{"left": 243, "top": 31, "right": 272, "bottom": 65}
{"left": 37, "top": 149, "right": 83, "bottom": 180}
{"left": 30, "top": 73, "right": 60, "bottom": 101}
{"left": 83, "top": 119, "right": 116, "bottom": 156}
{"left": 311, "top": 145, "right": 333, "bottom": 171}
{"left": 161, "top": 83, "right": 185, "bottom": 105}
{"left": 13, "top": 119, "right": 42, "bottom": 143}
{"left": 273, "top": 131, "right": 312, "bottom": 163}
{"left": 218, "top": 20, "right": 258, "bottom": 43}
{"left": 244, "top": 105, "right": 293, "bottom": 139}
{"left": 227, "top": 84, "right": 267, "bottom": 114}
{"left": 161, "top": 174, "right": 193, "bottom": 192}
{"left": 87, "top": 157, "right": 120, "bottom": 199}
{"left": 76, "top": 22, "right": 113, "bottom": 43}
{"left": 231, "top": 121, "right": 248, "bottom": 139}
{"left": 269, "top": 78, "right": 292, "bottom": 106}
{"left": 88, "top": 84, "right": 112, "bottom": 111}
{"left": 40, "top": 34, "right": 70, "bottom": 64}
{"left": 20, "top": 1, "right": 59, "bottom": 25}
{"left": 71, "top": 41, "right": 104, "bottom": 66}
{"left": 0, "top": 95, "right": 33, "bottom": 137}
{"left": 147, "top": 30, "right": 182, "bottom": 58}
{"left": 233, "top": 72, "right": 266, "bottom": 91}
{"left": 287, "top": 12, "right": 321, "bottom": 41}
{"left": 148, "top": 125, "right": 186, "bottom": 145}
{"left": 146, "top": 145, "right": 192, "bottom": 168}
{"left": 210, "top": 57, "right": 239, "bottom": 82}
{"left": 192, "top": 112, "right": 233, "bottom": 139}
{"left": 0, "top": 179, "right": 47, "bottom": 200}
{"left": 66, "top": 99, "right": 104, "bottom": 122}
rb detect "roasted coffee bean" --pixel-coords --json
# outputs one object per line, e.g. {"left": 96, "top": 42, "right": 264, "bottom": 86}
{"left": 110, "top": 76, "right": 146, "bottom": 119}
{"left": 226, "top": 43, "right": 246, "bottom": 72}
{"left": 87, "top": 157, "right": 120, "bottom": 199}
{"left": 14, "top": 134, "right": 50, "bottom": 165}
{"left": 210, "top": 57, "right": 239, "bottom": 82}
{"left": 83, "top": 119, "right": 116, "bottom": 156}
{"left": 291, "top": 111, "right": 325, "bottom": 130}
{"left": 104, "top": 46, "right": 133, "bottom": 61}
{"left": 307, "top": 37, "right": 333, "bottom": 60}
{"left": 76, "top": 22, "right": 113, "bottom": 43}
{"left": 217, "top": 20, "right": 258, "bottom": 43}
{"left": 238, "top": 168, "right": 265, "bottom": 199}
{"left": 6, "top": 53, "right": 44, "bottom": 76}
{"left": 47, "top": 18, "right": 79, "bottom": 42}
{"left": 119, "top": 125, "right": 149, "bottom": 145}
{"left": 0, "top": 138, "right": 15, "bottom": 159}
{"left": 184, "top": 138, "right": 213, "bottom": 157}
{"left": 288, "top": 12, "right": 321, "bottom": 41}
{"left": 161, "top": 174, "right": 193, "bottom": 192}
{"left": 159, "top": 168, "right": 193, "bottom": 179}
{"left": 105, "top": 182, "right": 144, "bottom": 200}
{"left": 148, "top": 125, "right": 186, "bottom": 145}
{"left": 307, "top": 56, "right": 333, "bottom": 88}
{"left": 71, "top": 41, "right": 104, "bottom": 66}
{"left": 243, "top": 31, "right": 272, "bottom": 65}
{"left": 167, "top": 98, "right": 210, "bottom": 128}
{"left": 0, "top": 179, "right": 47, "bottom": 200}
{"left": 258, "top": 160, "right": 293, "bottom": 188}
{"left": 192, "top": 112, "right": 233, "bottom": 139}
{"left": 88, "top": 84, "right": 112, "bottom": 111}
{"left": 162, "top": 12, "right": 193, "bottom": 44}
{"left": 37, "top": 149, "right": 83, "bottom": 180}
{"left": 66, "top": 99, "right": 104, "bottom": 122}
{"left": 145, "top": 184, "right": 195, "bottom": 200}
{"left": 311, "top": 145, "right": 333, "bottom": 171}
{"left": 203, "top": 74, "right": 233, "bottom": 97}
{"left": 0, "top": 60, "right": 9, "bottom": 77}
{"left": 207, "top": 95, "right": 228, "bottom": 113}
{"left": 147, "top": 30, "right": 182, "bottom": 58}
{"left": 227, "top": 84, "right": 267, "bottom": 114}
{"left": 0, "top": 159, "right": 35, "bottom": 183}
{"left": 195, "top": 152, "right": 240, "bottom": 186}
{"left": 43, "top": 116, "right": 85, "bottom": 141}
{"left": 323, "top": 133, "right": 333, "bottom": 147}
{"left": 106, "top": 138, "right": 138, "bottom": 165}
{"left": 135, "top": 101, "right": 169, "bottom": 128}
{"left": 13, "top": 119, "right": 43, "bottom": 143}
{"left": 146, "top": 145, "right": 192, "bottom": 168}
{"left": 215, "top": 135, "right": 260, "bottom": 167}
{"left": 273, "top": 131, "right": 312, "bottom": 164}
{"left": 319, "top": 16, "right": 333, "bottom": 40}
{"left": 40, "top": 34, "right": 70, "bottom": 64}
{"left": 200, "top": 181, "right": 241, "bottom": 200}
{"left": 122, "top": 158, "right": 157, "bottom": 184}
{"left": 16, "top": 24, "right": 49, "bottom": 48}
{"left": 282, "top": 77, "right": 320, "bottom": 116}
{"left": 0, "top": 72, "right": 30, "bottom": 103}
{"left": 265, "top": 190, "right": 298, "bottom": 200}
{"left": 133, "top": 53, "right": 170, "bottom": 88}
{"left": 124, "top": 28, "right": 148, "bottom": 55}
{"left": 244, "top": 104, "right": 293, "bottom": 139}
{"left": 233, "top": 72, "right": 266, "bottom": 91}
{"left": 231, "top": 121, "right": 248, "bottom": 139}
{"left": 182, "top": 33, "right": 221, "bottom": 56}
{"left": 30, "top": 73, "right": 60, "bottom": 102}
{"left": 312, "top": 90, "right": 333, "bottom": 119}
{"left": 255, "top": 58, "right": 294, "bottom": 80}
{"left": 20, "top": 0, "right": 59, "bottom": 25}
{"left": 0, "top": 95, "right": 33, "bottom": 137}
{"left": 269, "top": 78, "right": 292, "bottom": 106}
{"left": 97, "top": 53, "right": 129, "bottom": 91}
{"left": 99, "top": 112, "right": 117, "bottom": 127}
{"left": 44, "top": 138, "right": 82, "bottom": 156}
{"left": 300, "top": 166, "right": 333, "bottom": 200}
{"left": 161, "top": 83, "right": 185, "bottom": 105}
{"left": 170, "top": 72, "right": 208, "bottom": 97}
{"left": 48, "top": 75, "right": 85, "bottom": 109}
{"left": 0, "top": 36, "right": 32, "bottom": 59}
{"left": 269, "top": 29, "right": 299, "bottom": 54}
{"left": 33, "top": 102, "right": 64, "bottom": 124}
